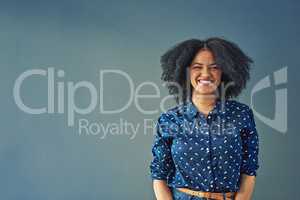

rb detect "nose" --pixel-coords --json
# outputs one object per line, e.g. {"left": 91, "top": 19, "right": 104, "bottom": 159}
{"left": 201, "top": 66, "right": 211, "bottom": 78}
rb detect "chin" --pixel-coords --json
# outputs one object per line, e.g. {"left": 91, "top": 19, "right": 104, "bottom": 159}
{"left": 195, "top": 91, "right": 216, "bottom": 96}
{"left": 193, "top": 86, "right": 217, "bottom": 94}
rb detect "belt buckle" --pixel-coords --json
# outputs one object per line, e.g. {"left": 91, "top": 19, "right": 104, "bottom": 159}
{"left": 224, "top": 192, "right": 234, "bottom": 200}
{"left": 193, "top": 190, "right": 205, "bottom": 198}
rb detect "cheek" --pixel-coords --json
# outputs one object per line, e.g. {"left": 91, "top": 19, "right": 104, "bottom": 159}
{"left": 190, "top": 71, "right": 197, "bottom": 82}
{"left": 213, "top": 71, "right": 222, "bottom": 83}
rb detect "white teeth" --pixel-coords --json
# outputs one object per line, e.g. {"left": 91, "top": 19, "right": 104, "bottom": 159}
{"left": 200, "top": 80, "right": 211, "bottom": 84}
{"left": 197, "top": 80, "right": 212, "bottom": 85}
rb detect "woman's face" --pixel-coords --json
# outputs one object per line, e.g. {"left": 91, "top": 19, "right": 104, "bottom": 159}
{"left": 189, "top": 49, "right": 222, "bottom": 96}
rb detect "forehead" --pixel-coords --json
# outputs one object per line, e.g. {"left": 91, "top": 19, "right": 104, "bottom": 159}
{"left": 191, "top": 50, "right": 215, "bottom": 64}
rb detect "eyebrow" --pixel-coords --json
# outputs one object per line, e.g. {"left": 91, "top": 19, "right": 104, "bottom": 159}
{"left": 191, "top": 62, "right": 217, "bottom": 66}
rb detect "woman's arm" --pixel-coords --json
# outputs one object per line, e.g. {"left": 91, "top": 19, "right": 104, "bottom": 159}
{"left": 153, "top": 180, "right": 173, "bottom": 200}
{"left": 150, "top": 114, "right": 176, "bottom": 200}
{"left": 235, "top": 107, "right": 259, "bottom": 200}
{"left": 234, "top": 174, "right": 256, "bottom": 200}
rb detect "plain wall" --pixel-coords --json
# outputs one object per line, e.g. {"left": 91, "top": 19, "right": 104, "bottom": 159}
{"left": 0, "top": 0, "right": 299, "bottom": 199}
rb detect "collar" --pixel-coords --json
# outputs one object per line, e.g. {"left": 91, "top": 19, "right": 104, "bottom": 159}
{"left": 184, "top": 98, "right": 226, "bottom": 119}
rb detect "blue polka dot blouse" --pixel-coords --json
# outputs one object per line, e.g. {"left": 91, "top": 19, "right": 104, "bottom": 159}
{"left": 150, "top": 99, "right": 259, "bottom": 192}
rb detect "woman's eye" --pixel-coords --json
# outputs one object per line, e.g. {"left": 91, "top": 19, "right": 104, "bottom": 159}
{"left": 193, "top": 65, "right": 202, "bottom": 69}
{"left": 210, "top": 65, "right": 220, "bottom": 70}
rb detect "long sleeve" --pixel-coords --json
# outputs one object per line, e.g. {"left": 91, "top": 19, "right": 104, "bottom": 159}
{"left": 240, "top": 108, "right": 259, "bottom": 176}
{"left": 150, "top": 113, "right": 175, "bottom": 181}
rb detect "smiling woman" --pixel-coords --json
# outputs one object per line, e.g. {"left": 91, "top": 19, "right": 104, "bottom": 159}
{"left": 160, "top": 38, "right": 253, "bottom": 104}
{"left": 189, "top": 49, "right": 222, "bottom": 100}
{"left": 150, "top": 37, "right": 259, "bottom": 200}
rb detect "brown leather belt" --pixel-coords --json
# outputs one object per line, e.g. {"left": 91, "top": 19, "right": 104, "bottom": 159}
{"left": 177, "top": 188, "right": 235, "bottom": 200}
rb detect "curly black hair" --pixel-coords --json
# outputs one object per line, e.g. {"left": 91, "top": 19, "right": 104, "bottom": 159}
{"left": 160, "top": 37, "right": 253, "bottom": 104}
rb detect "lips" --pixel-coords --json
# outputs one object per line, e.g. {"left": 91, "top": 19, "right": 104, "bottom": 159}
{"left": 197, "top": 79, "right": 213, "bottom": 85}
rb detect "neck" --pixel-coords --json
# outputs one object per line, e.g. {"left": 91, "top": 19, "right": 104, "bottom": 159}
{"left": 191, "top": 93, "right": 217, "bottom": 116}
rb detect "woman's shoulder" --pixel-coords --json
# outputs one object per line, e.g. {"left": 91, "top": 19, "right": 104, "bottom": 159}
{"left": 157, "top": 103, "right": 186, "bottom": 122}
{"left": 224, "top": 99, "right": 254, "bottom": 119}
{"left": 225, "top": 99, "right": 251, "bottom": 110}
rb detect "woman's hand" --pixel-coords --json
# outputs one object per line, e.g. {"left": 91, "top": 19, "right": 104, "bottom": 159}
{"left": 235, "top": 193, "right": 250, "bottom": 200}
{"left": 234, "top": 174, "right": 256, "bottom": 200}
{"left": 153, "top": 179, "right": 173, "bottom": 200}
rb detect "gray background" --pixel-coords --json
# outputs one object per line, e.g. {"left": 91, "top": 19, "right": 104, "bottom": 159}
{"left": 0, "top": 0, "right": 299, "bottom": 199}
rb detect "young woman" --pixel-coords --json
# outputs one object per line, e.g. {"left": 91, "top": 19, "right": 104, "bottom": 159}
{"left": 150, "top": 38, "right": 259, "bottom": 200}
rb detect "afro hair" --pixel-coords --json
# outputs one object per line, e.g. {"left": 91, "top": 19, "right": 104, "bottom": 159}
{"left": 160, "top": 37, "right": 253, "bottom": 104}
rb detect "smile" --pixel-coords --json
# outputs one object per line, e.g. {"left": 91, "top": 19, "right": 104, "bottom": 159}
{"left": 197, "top": 79, "right": 214, "bottom": 85}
